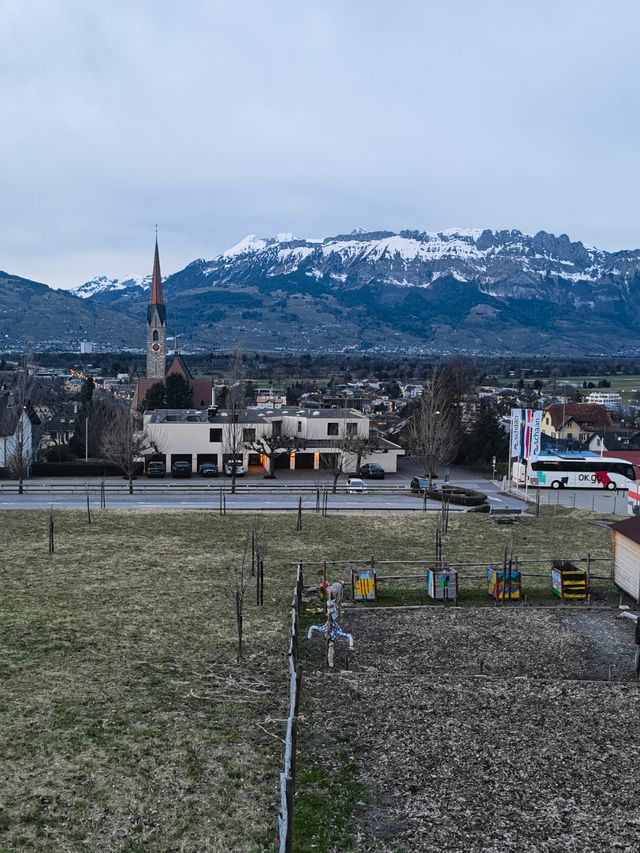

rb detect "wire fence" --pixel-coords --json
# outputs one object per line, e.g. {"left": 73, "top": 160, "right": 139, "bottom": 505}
{"left": 278, "top": 563, "right": 303, "bottom": 853}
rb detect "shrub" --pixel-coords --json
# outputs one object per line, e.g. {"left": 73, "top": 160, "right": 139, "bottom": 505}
{"left": 425, "top": 485, "right": 488, "bottom": 507}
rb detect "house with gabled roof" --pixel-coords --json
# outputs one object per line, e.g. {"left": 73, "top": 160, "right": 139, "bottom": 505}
{"left": 541, "top": 403, "right": 614, "bottom": 444}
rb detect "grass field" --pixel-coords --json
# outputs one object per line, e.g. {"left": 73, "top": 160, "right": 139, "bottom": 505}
{"left": 0, "top": 508, "right": 615, "bottom": 851}
{"left": 498, "top": 373, "right": 640, "bottom": 402}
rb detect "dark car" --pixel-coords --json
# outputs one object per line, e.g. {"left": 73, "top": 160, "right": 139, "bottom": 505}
{"left": 199, "top": 463, "right": 218, "bottom": 478}
{"left": 359, "top": 462, "right": 385, "bottom": 479}
{"left": 410, "top": 476, "right": 431, "bottom": 493}
{"left": 147, "top": 461, "right": 166, "bottom": 478}
{"left": 171, "top": 461, "right": 192, "bottom": 478}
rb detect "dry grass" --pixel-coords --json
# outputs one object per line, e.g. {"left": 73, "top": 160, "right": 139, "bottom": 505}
{"left": 0, "top": 507, "right": 614, "bottom": 850}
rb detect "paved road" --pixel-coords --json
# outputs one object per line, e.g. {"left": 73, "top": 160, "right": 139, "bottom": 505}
{"left": 0, "top": 491, "right": 447, "bottom": 512}
{"left": 0, "top": 475, "right": 527, "bottom": 513}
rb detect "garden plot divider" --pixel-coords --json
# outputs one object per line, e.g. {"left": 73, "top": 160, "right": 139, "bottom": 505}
{"left": 278, "top": 563, "right": 303, "bottom": 853}
{"left": 294, "top": 555, "right": 612, "bottom": 602}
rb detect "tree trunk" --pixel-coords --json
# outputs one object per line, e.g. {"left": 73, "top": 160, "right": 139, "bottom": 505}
{"left": 235, "top": 589, "right": 243, "bottom": 662}
{"left": 128, "top": 471, "right": 133, "bottom": 495}
{"left": 332, "top": 471, "right": 339, "bottom": 494}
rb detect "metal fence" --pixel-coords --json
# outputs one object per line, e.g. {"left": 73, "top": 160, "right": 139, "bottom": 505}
{"left": 278, "top": 563, "right": 303, "bottom": 853}
{"left": 0, "top": 480, "right": 412, "bottom": 495}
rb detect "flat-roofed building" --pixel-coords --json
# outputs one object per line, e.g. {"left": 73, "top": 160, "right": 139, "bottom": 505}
{"left": 144, "top": 407, "right": 404, "bottom": 474}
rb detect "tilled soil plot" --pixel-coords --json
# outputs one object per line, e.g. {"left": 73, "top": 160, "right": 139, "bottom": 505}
{"left": 302, "top": 672, "right": 640, "bottom": 852}
{"left": 329, "top": 607, "right": 637, "bottom": 681}
{"left": 299, "top": 608, "right": 640, "bottom": 851}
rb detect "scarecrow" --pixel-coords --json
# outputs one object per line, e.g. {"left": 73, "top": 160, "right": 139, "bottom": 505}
{"left": 307, "top": 581, "right": 353, "bottom": 668}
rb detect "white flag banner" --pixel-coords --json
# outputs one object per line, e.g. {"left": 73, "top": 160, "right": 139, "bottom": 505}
{"left": 530, "top": 410, "right": 543, "bottom": 457}
{"left": 510, "top": 408, "right": 522, "bottom": 458}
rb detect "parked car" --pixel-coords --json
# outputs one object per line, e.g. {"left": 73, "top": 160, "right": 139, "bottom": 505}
{"left": 410, "top": 476, "right": 431, "bottom": 493}
{"left": 224, "top": 460, "right": 245, "bottom": 477}
{"left": 147, "top": 461, "right": 166, "bottom": 478}
{"left": 171, "top": 461, "right": 192, "bottom": 478}
{"left": 198, "top": 463, "right": 219, "bottom": 478}
{"left": 359, "top": 462, "right": 385, "bottom": 479}
{"left": 345, "top": 477, "right": 367, "bottom": 493}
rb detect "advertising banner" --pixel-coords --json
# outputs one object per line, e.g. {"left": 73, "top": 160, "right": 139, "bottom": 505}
{"left": 510, "top": 408, "right": 522, "bottom": 458}
{"left": 529, "top": 410, "right": 542, "bottom": 457}
{"left": 511, "top": 408, "right": 542, "bottom": 461}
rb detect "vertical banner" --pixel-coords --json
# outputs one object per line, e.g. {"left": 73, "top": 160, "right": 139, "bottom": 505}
{"left": 511, "top": 408, "right": 542, "bottom": 461}
{"left": 529, "top": 410, "right": 542, "bottom": 458}
{"left": 510, "top": 408, "right": 522, "bottom": 458}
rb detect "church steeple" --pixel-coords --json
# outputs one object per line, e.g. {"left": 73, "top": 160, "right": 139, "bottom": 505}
{"left": 146, "top": 233, "right": 167, "bottom": 380}
{"left": 149, "top": 236, "right": 164, "bottom": 305}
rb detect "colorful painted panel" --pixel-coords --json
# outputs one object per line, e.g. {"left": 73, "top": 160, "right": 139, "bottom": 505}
{"left": 487, "top": 566, "right": 522, "bottom": 601}
{"left": 551, "top": 562, "right": 587, "bottom": 600}
{"left": 352, "top": 569, "right": 377, "bottom": 601}
{"left": 426, "top": 569, "right": 458, "bottom": 600}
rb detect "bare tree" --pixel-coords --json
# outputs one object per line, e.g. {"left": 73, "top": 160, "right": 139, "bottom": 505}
{"left": 101, "top": 403, "right": 159, "bottom": 494}
{"left": 3, "top": 358, "right": 41, "bottom": 493}
{"left": 35, "top": 379, "right": 74, "bottom": 461}
{"left": 406, "top": 369, "right": 458, "bottom": 489}
{"left": 343, "top": 431, "right": 381, "bottom": 474}
{"left": 226, "top": 535, "right": 254, "bottom": 663}
{"left": 319, "top": 419, "right": 379, "bottom": 493}
{"left": 245, "top": 424, "right": 298, "bottom": 478}
{"left": 223, "top": 350, "right": 246, "bottom": 494}
{"left": 320, "top": 421, "right": 352, "bottom": 494}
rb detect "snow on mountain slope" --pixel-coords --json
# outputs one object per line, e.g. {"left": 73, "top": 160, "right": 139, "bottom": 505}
{"left": 187, "top": 227, "right": 640, "bottom": 300}
{"left": 72, "top": 274, "right": 150, "bottom": 299}
{"left": 73, "top": 227, "right": 640, "bottom": 307}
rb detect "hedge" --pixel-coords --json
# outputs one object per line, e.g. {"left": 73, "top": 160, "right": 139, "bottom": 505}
{"left": 423, "top": 485, "right": 488, "bottom": 507}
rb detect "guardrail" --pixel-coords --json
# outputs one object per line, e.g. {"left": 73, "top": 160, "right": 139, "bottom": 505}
{"left": 0, "top": 480, "right": 415, "bottom": 496}
{"left": 278, "top": 563, "right": 303, "bottom": 853}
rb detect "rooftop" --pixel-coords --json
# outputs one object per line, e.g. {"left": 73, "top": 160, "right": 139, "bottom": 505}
{"left": 147, "top": 407, "right": 367, "bottom": 424}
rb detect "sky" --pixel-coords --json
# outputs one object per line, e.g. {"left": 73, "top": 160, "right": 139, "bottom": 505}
{"left": 1, "top": 0, "right": 640, "bottom": 288}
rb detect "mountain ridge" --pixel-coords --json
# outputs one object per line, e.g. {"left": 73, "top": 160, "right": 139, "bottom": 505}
{"left": 4, "top": 227, "right": 640, "bottom": 354}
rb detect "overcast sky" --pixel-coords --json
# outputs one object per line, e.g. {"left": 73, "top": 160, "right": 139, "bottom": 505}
{"left": 1, "top": 0, "right": 639, "bottom": 288}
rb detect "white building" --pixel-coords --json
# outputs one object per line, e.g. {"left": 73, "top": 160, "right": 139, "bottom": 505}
{"left": 79, "top": 341, "right": 94, "bottom": 354}
{"left": 145, "top": 407, "right": 404, "bottom": 474}
{"left": 254, "top": 388, "right": 287, "bottom": 409}
{"left": 586, "top": 391, "right": 622, "bottom": 408}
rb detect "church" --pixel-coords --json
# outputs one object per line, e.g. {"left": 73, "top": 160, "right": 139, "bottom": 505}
{"left": 131, "top": 238, "right": 214, "bottom": 411}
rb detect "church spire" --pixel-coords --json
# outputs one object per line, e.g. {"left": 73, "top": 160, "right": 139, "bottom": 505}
{"left": 146, "top": 231, "right": 167, "bottom": 380}
{"left": 149, "top": 233, "right": 164, "bottom": 305}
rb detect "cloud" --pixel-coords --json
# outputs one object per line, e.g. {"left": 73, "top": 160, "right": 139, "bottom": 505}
{"left": 1, "top": 0, "right": 639, "bottom": 287}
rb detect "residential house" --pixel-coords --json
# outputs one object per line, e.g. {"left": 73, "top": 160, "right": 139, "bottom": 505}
{"left": 541, "top": 403, "right": 614, "bottom": 445}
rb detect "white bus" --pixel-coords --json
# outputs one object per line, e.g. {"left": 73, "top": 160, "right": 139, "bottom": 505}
{"left": 513, "top": 454, "right": 638, "bottom": 490}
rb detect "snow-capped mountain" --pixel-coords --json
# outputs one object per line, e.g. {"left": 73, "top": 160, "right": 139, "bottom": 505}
{"left": 72, "top": 273, "right": 150, "bottom": 299}
{"left": 66, "top": 228, "right": 640, "bottom": 355}
{"left": 200, "top": 227, "right": 632, "bottom": 298}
